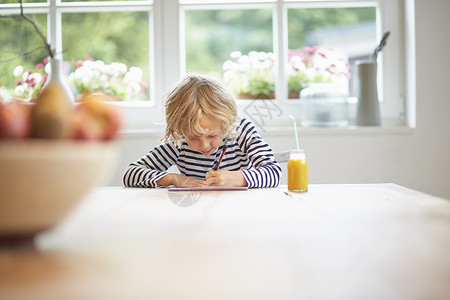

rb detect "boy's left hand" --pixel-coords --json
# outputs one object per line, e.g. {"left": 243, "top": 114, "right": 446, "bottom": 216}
{"left": 205, "top": 170, "right": 247, "bottom": 187}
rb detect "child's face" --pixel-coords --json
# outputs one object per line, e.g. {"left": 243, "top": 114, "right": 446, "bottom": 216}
{"left": 184, "top": 115, "right": 224, "bottom": 156}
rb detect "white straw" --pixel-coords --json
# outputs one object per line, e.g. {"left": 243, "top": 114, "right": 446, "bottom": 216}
{"left": 288, "top": 115, "right": 300, "bottom": 151}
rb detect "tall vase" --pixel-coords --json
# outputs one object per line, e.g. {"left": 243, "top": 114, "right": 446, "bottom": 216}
{"left": 355, "top": 60, "right": 381, "bottom": 126}
{"left": 32, "top": 57, "right": 74, "bottom": 139}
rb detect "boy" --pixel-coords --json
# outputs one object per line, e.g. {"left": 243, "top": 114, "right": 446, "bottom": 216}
{"left": 123, "top": 73, "right": 281, "bottom": 188}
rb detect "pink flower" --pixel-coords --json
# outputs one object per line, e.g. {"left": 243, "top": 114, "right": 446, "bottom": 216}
{"left": 16, "top": 80, "right": 23, "bottom": 86}
{"left": 43, "top": 73, "right": 48, "bottom": 82}
{"left": 318, "top": 52, "right": 327, "bottom": 59}
{"left": 43, "top": 57, "right": 49, "bottom": 64}
{"left": 288, "top": 49, "right": 303, "bottom": 60}
{"left": 36, "top": 63, "right": 44, "bottom": 70}
{"left": 76, "top": 60, "right": 84, "bottom": 68}
{"left": 303, "top": 46, "right": 314, "bottom": 53}
{"left": 84, "top": 55, "right": 94, "bottom": 61}
{"left": 327, "top": 64, "right": 336, "bottom": 73}
{"left": 25, "top": 76, "right": 32, "bottom": 84}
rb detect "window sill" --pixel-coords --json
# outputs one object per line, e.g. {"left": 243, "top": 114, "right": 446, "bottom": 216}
{"left": 115, "top": 100, "right": 413, "bottom": 137}
{"left": 119, "top": 124, "right": 414, "bottom": 139}
{"left": 261, "top": 124, "right": 414, "bottom": 136}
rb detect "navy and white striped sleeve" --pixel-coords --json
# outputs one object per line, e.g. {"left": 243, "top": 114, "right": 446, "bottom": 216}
{"left": 123, "top": 140, "right": 179, "bottom": 188}
{"left": 237, "top": 119, "right": 282, "bottom": 188}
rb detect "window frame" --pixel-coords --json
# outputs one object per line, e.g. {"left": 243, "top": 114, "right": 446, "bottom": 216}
{"left": 1, "top": 0, "right": 408, "bottom": 130}
{"left": 177, "top": 0, "right": 406, "bottom": 129}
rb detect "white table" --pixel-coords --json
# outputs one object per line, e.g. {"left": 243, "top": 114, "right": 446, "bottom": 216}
{"left": 1, "top": 184, "right": 449, "bottom": 300}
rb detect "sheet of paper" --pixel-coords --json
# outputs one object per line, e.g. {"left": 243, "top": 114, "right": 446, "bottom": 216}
{"left": 168, "top": 186, "right": 248, "bottom": 192}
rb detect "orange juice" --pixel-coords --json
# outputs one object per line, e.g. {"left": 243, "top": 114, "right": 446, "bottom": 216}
{"left": 287, "top": 150, "right": 308, "bottom": 192}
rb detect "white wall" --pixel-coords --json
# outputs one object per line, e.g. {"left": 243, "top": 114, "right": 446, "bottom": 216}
{"left": 108, "top": 0, "right": 450, "bottom": 200}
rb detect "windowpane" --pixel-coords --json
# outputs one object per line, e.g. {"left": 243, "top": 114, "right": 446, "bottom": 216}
{"left": 287, "top": 6, "right": 376, "bottom": 98}
{"left": 184, "top": 8, "right": 274, "bottom": 98}
{"left": 180, "top": 0, "right": 274, "bottom": 3}
{"left": 62, "top": 0, "right": 150, "bottom": 2}
{"left": 0, "top": 13, "right": 48, "bottom": 100}
{"left": 0, "top": 0, "right": 46, "bottom": 3}
{"left": 62, "top": 11, "right": 150, "bottom": 101}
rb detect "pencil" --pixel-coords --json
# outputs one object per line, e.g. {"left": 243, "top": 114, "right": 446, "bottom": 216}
{"left": 213, "top": 145, "right": 227, "bottom": 171}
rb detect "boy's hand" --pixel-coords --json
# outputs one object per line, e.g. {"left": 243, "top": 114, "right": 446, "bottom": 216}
{"left": 205, "top": 170, "right": 247, "bottom": 187}
{"left": 157, "top": 173, "right": 208, "bottom": 188}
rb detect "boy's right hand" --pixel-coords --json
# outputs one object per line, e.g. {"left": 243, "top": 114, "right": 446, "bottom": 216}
{"left": 157, "top": 173, "right": 208, "bottom": 188}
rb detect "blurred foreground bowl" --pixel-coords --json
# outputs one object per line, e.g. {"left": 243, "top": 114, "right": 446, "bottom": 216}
{"left": 0, "top": 140, "right": 118, "bottom": 240}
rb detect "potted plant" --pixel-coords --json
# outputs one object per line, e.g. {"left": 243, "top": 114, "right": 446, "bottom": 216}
{"left": 11, "top": 61, "right": 48, "bottom": 102}
{"left": 287, "top": 47, "right": 351, "bottom": 99}
{"left": 8, "top": 55, "right": 147, "bottom": 102}
{"left": 68, "top": 55, "right": 147, "bottom": 101}
{"left": 222, "top": 51, "right": 275, "bottom": 99}
{"left": 288, "top": 47, "right": 351, "bottom": 127}
{"left": 222, "top": 47, "right": 350, "bottom": 100}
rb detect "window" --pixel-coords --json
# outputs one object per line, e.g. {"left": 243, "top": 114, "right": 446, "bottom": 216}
{"left": 0, "top": 0, "right": 152, "bottom": 103}
{"left": 180, "top": 0, "right": 405, "bottom": 128}
{"left": 0, "top": 0, "right": 406, "bottom": 130}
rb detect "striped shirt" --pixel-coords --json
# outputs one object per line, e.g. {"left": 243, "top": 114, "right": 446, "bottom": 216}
{"left": 123, "top": 118, "right": 282, "bottom": 188}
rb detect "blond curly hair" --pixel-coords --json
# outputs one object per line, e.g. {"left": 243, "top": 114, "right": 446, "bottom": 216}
{"left": 162, "top": 73, "right": 238, "bottom": 145}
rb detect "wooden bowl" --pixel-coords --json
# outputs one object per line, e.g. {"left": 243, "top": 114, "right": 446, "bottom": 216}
{"left": 0, "top": 140, "right": 118, "bottom": 240}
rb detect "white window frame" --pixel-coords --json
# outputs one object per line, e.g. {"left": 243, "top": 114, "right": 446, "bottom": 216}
{"left": 133, "top": 0, "right": 409, "bottom": 130}
{"left": 1, "top": 0, "right": 410, "bottom": 131}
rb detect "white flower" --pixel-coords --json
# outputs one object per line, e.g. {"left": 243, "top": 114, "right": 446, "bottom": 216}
{"left": 256, "top": 51, "right": 269, "bottom": 61}
{"left": 0, "top": 87, "right": 12, "bottom": 102}
{"left": 93, "top": 60, "right": 105, "bottom": 71}
{"left": 129, "top": 81, "right": 141, "bottom": 94}
{"left": 110, "top": 62, "right": 126, "bottom": 76}
{"left": 22, "top": 71, "right": 30, "bottom": 81}
{"left": 230, "top": 51, "right": 241, "bottom": 59}
{"left": 290, "top": 55, "right": 302, "bottom": 65}
{"left": 223, "top": 60, "right": 239, "bottom": 71}
{"left": 118, "top": 63, "right": 128, "bottom": 74}
{"left": 304, "top": 68, "right": 318, "bottom": 81}
{"left": 124, "top": 67, "right": 143, "bottom": 83}
{"left": 29, "top": 72, "right": 42, "bottom": 83}
{"left": 14, "top": 85, "right": 26, "bottom": 96}
{"left": 260, "top": 59, "right": 273, "bottom": 70}
{"left": 83, "top": 60, "right": 95, "bottom": 69}
{"left": 248, "top": 51, "right": 258, "bottom": 59}
{"left": 223, "top": 70, "right": 236, "bottom": 83}
{"left": 237, "top": 55, "right": 250, "bottom": 67}
{"left": 251, "top": 59, "right": 262, "bottom": 70}
{"left": 13, "top": 66, "right": 24, "bottom": 77}
{"left": 130, "top": 66, "right": 143, "bottom": 79}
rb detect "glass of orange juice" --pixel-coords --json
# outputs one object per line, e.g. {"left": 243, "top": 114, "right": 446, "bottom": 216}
{"left": 287, "top": 149, "right": 308, "bottom": 192}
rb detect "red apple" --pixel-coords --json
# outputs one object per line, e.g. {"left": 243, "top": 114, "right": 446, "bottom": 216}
{"left": 0, "top": 100, "right": 33, "bottom": 139}
{"left": 71, "top": 94, "right": 122, "bottom": 141}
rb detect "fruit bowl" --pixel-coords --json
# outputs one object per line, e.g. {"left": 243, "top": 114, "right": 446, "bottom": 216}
{"left": 0, "top": 140, "right": 118, "bottom": 240}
